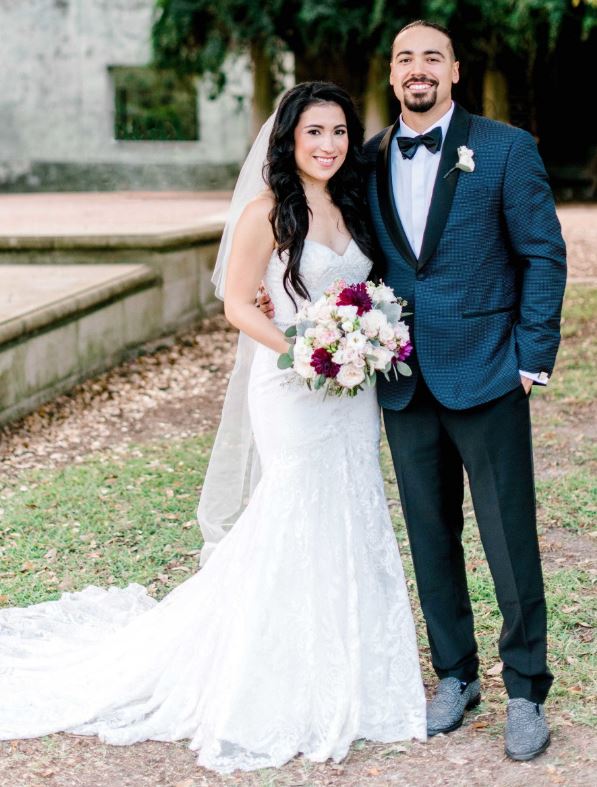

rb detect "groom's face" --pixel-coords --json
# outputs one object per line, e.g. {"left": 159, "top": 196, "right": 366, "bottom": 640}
{"left": 390, "top": 26, "right": 459, "bottom": 115}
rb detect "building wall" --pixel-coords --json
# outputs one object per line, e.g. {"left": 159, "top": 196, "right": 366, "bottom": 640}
{"left": 0, "top": 0, "right": 253, "bottom": 190}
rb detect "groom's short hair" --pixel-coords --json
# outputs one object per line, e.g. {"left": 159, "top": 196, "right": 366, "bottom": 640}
{"left": 392, "top": 20, "right": 456, "bottom": 62}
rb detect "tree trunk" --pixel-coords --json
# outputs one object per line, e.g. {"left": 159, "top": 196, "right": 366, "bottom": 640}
{"left": 364, "top": 54, "right": 390, "bottom": 138}
{"left": 482, "top": 69, "right": 510, "bottom": 123}
{"left": 294, "top": 52, "right": 367, "bottom": 114}
{"left": 250, "top": 42, "right": 274, "bottom": 141}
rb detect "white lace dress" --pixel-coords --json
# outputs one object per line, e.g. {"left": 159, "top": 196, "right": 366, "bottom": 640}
{"left": 0, "top": 239, "right": 427, "bottom": 774}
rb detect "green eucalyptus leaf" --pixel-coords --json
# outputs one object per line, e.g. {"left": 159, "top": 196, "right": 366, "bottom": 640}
{"left": 277, "top": 353, "right": 293, "bottom": 370}
{"left": 396, "top": 361, "right": 412, "bottom": 377}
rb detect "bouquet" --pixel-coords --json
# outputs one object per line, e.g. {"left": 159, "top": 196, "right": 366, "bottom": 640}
{"left": 277, "top": 279, "right": 413, "bottom": 397}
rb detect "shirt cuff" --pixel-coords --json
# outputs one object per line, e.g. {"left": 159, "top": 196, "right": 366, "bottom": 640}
{"left": 519, "top": 370, "right": 549, "bottom": 385}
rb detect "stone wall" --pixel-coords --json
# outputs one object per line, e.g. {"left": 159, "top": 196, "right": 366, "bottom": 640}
{"left": 0, "top": 0, "right": 253, "bottom": 190}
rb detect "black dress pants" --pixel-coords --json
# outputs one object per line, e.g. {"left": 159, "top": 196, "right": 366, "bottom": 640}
{"left": 383, "top": 376, "right": 553, "bottom": 703}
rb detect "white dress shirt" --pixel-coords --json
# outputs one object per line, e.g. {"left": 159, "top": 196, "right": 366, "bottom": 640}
{"left": 391, "top": 103, "right": 455, "bottom": 258}
{"left": 391, "top": 102, "right": 546, "bottom": 385}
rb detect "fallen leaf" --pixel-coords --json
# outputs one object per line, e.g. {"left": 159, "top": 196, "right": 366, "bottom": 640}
{"left": 446, "top": 756, "right": 469, "bottom": 766}
{"left": 487, "top": 661, "right": 503, "bottom": 676}
{"left": 381, "top": 745, "right": 408, "bottom": 756}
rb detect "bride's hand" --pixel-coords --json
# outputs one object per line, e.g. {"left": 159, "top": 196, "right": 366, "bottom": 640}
{"left": 255, "top": 284, "right": 275, "bottom": 319}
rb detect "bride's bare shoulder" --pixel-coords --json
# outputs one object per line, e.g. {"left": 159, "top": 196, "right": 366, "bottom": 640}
{"left": 247, "top": 189, "right": 275, "bottom": 213}
{"left": 237, "top": 190, "right": 275, "bottom": 234}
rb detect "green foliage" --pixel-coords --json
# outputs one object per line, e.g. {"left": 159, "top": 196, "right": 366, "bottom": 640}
{"left": 151, "top": 0, "right": 419, "bottom": 94}
{"left": 436, "top": 0, "right": 596, "bottom": 60}
{"left": 112, "top": 66, "right": 198, "bottom": 141}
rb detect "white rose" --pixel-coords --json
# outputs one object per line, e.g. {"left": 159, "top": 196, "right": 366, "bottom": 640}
{"left": 372, "top": 283, "right": 396, "bottom": 304}
{"left": 309, "top": 300, "right": 334, "bottom": 322}
{"left": 345, "top": 331, "right": 367, "bottom": 352}
{"left": 368, "top": 346, "right": 394, "bottom": 371}
{"left": 456, "top": 145, "right": 475, "bottom": 173}
{"left": 393, "top": 321, "right": 410, "bottom": 343}
{"left": 294, "top": 336, "right": 312, "bottom": 362}
{"left": 379, "top": 324, "right": 395, "bottom": 344}
{"left": 314, "top": 322, "right": 341, "bottom": 346}
{"left": 336, "top": 304, "right": 358, "bottom": 321}
{"left": 336, "top": 363, "right": 366, "bottom": 388}
{"left": 360, "top": 309, "right": 388, "bottom": 338}
{"left": 294, "top": 354, "right": 315, "bottom": 379}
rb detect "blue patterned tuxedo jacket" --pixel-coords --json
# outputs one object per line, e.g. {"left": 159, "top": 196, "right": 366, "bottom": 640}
{"left": 364, "top": 103, "right": 567, "bottom": 411}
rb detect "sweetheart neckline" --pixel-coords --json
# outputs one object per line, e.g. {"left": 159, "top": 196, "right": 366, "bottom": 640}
{"left": 303, "top": 237, "right": 355, "bottom": 258}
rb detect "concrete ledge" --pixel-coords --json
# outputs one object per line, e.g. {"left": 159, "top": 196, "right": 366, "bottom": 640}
{"left": 0, "top": 223, "right": 224, "bottom": 252}
{"left": 0, "top": 194, "right": 228, "bottom": 424}
{"left": 0, "top": 264, "right": 165, "bottom": 425}
{"left": 0, "top": 264, "right": 159, "bottom": 346}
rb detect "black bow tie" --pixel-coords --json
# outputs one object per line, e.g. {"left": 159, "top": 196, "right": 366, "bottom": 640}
{"left": 397, "top": 127, "right": 443, "bottom": 159}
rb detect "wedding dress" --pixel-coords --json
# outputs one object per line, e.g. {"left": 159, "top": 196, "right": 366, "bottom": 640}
{"left": 0, "top": 239, "right": 427, "bottom": 774}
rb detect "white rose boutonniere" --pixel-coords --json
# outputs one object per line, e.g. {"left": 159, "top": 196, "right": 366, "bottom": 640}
{"left": 444, "top": 145, "right": 475, "bottom": 178}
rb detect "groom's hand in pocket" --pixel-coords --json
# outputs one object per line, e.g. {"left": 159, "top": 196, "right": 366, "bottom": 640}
{"left": 255, "top": 283, "right": 275, "bottom": 319}
{"left": 520, "top": 375, "right": 533, "bottom": 395}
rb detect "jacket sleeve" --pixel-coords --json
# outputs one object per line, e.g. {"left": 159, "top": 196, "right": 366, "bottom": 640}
{"left": 502, "top": 130, "right": 567, "bottom": 375}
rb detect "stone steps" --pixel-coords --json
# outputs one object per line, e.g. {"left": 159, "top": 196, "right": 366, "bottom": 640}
{"left": 0, "top": 194, "right": 227, "bottom": 425}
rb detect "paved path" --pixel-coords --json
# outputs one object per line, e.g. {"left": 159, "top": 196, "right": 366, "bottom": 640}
{"left": 0, "top": 193, "right": 594, "bottom": 279}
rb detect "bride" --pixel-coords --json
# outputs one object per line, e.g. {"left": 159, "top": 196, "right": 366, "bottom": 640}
{"left": 0, "top": 82, "right": 426, "bottom": 774}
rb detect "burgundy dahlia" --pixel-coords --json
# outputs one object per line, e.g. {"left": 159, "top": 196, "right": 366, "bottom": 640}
{"left": 336, "top": 283, "right": 372, "bottom": 316}
{"left": 310, "top": 348, "right": 340, "bottom": 378}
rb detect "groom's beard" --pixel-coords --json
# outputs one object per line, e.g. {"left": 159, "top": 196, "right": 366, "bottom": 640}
{"left": 403, "top": 83, "right": 438, "bottom": 113}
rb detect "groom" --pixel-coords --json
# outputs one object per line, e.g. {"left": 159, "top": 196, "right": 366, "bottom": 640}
{"left": 365, "top": 20, "right": 566, "bottom": 760}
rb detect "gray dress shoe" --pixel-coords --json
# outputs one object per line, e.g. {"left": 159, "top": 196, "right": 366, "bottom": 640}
{"left": 426, "top": 677, "right": 481, "bottom": 736}
{"left": 505, "top": 698, "right": 550, "bottom": 761}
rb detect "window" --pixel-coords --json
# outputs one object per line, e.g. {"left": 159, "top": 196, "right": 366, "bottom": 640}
{"left": 111, "top": 66, "right": 199, "bottom": 141}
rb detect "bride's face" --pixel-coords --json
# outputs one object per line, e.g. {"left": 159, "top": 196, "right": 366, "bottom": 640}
{"left": 293, "top": 102, "right": 349, "bottom": 185}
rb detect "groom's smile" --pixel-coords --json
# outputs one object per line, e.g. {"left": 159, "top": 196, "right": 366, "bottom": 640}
{"left": 404, "top": 79, "right": 437, "bottom": 93}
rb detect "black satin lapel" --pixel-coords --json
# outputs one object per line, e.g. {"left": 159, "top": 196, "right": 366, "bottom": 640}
{"left": 417, "top": 104, "right": 472, "bottom": 271}
{"left": 376, "top": 118, "right": 419, "bottom": 270}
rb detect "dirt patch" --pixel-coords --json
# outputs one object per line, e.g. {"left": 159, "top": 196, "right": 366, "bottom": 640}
{"left": 0, "top": 315, "right": 237, "bottom": 478}
{"left": 0, "top": 720, "right": 594, "bottom": 787}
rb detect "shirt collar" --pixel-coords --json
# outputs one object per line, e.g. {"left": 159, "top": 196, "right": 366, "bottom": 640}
{"left": 395, "top": 101, "right": 455, "bottom": 140}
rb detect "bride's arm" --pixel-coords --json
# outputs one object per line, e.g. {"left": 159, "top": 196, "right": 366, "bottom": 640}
{"left": 224, "top": 196, "right": 289, "bottom": 354}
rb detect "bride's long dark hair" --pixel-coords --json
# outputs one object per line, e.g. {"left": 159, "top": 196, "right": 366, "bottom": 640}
{"left": 265, "top": 81, "right": 374, "bottom": 306}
